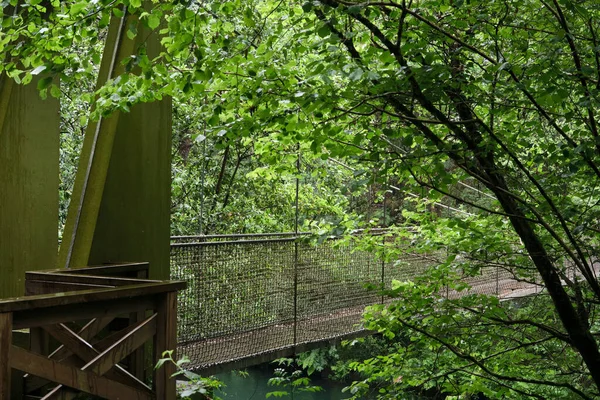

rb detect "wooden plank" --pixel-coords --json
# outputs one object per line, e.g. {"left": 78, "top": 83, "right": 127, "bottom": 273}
{"left": 10, "top": 345, "right": 152, "bottom": 400}
{"left": 13, "top": 296, "right": 155, "bottom": 330}
{"left": 130, "top": 268, "right": 149, "bottom": 380}
{"left": 41, "top": 387, "right": 78, "bottom": 400}
{"left": 128, "top": 310, "right": 146, "bottom": 381}
{"left": 29, "top": 327, "right": 49, "bottom": 356}
{"left": 154, "top": 292, "right": 177, "bottom": 400}
{"left": 94, "top": 317, "right": 152, "bottom": 353}
{"left": 27, "top": 324, "right": 152, "bottom": 396}
{"left": 39, "top": 352, "right": 151, "bottom": 395}
{"left": 25, "top": 280, "right": 113, "bottom": 295}
{"left": 0, "top": 281, "right": 185, "bottom": 313}
{"left": 55, "top": 262, "right": 150, "bottom": 277}
{"left": 23, "top": 327, "right": 51, "bottom": 394}
{"left": 0, "top": 313, "right": 12, "bottom": 400}
{"left": 69, "top": 318, "right": 155, "bottom": 391}
{"left": 25, "top": 272, "right": 161, "bottom": 287}
{"left": 86, "top": 8, "right": 172, "bottom": 281}
{"left": 44, "top": 324, "right": 100, "bottom": 365}
{"left": 48, "top": 316, "right": 114, "bottom": 360}
{"left": 130, "top": 268, "right": 147, "bottom": 380}
{"left": 86, "top": 314, "right": 156, "bottom": 376}
{"left": 57, "top": 12, "right": 140, "bottom": 270}
{"left": 29, "top": 262, "right": 150, "bottom": 278}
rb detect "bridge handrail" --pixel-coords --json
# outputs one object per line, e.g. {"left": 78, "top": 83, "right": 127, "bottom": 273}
{"left": 0, "top": 281, "right": 185, "bottom": 314}
{"left": 170, "top": 228, "right": 395, "bottom": 244}
{"left": 0, "top": 263, "right": 185, "bottom": 400}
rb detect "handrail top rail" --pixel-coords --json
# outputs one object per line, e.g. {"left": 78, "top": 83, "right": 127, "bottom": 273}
{"left": 170, "top": 228, "right": 393, "bottom": 242}
{"left": 171, "top": 232, "right": 309, "bottom": 240}
{"left": 26, "top": 271, "right": 162, "bottom": 286}
{"left": 171, "top": 237, "right": 299, "bottom": 248}
{"left": 0, "top": 280, "right": 186, "bottom": 313}
{"left": 39, "top": 262, "right": 149, "bottom": 276}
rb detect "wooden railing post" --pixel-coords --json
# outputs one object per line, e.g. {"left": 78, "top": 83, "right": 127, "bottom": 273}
{"left": 0, "top": 312, "right": 13, "bottom": 400}
{"left": 129, "top": 267, "right": 148, "bottom": 380}
{"left": 155, "top": 291, "right": 177, "bottom": 400}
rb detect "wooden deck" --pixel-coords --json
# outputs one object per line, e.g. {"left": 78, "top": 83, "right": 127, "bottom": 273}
{"left": 1, "top": 263, "right": 186, "bottom": 400}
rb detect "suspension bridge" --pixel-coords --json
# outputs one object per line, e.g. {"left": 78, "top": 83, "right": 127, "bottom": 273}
{"left": 170, "top": 232, "right": 543, "bottom": 374}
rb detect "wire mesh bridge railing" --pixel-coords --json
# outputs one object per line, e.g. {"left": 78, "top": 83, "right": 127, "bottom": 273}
{"left": 170, "top": 232, "right": 540, "bottom": 373}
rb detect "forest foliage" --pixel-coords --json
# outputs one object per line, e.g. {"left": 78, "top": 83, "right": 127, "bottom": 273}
{"left": 5, "top": 0, "right": 600, "bottom": 398}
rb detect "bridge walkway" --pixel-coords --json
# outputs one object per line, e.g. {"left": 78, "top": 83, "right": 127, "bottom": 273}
{"left": 170, "top": 233, "right": 545, "bottom": 374}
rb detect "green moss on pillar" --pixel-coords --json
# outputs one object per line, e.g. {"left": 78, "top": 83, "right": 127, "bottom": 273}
{"left": 0, "top": 76, "right": 59, "bottom": 298}
{"left": 59, "top": 11, "right": 172, "bottom": 279}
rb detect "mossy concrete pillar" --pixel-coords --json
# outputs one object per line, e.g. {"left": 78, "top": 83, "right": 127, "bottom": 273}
{"left": 87, "top": 95, "right": 171, "bottom": 280}
{"left": 0, "top": 76, "right": 59, "bottom": 298}
{"left": 59, "top": 11, "right": 171, "bottom": 279}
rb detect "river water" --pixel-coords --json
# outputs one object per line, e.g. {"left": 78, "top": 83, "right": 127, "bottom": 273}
{"left": 215, "top": 364, "right": 351, "bottom": 399}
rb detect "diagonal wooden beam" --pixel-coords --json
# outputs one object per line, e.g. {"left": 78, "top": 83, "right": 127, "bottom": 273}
{"left": 93, "top": 315, "right": 153, "bottom": 352}
{"left": 25, "top": 316, "right": 115, "bottom": 394}
{"left": 44, "top": 323, "right": 98, "bottom": 363}
{"left": 10, "top": 345, "right": 152, "bottom": 400}
{"left": 57, "top": 8, "right": 138, "bottom": 270}
{"left": 86, "top": 313, "right": 157, "bottom": 376}
{"left": 41, "top": 314, "right": 156, "bottom": 397}
{"left": 42, "top": 387, "right": 79, "bottom": 400}
{"left": 44, "top": 320, "right": 153, "bottom": 392}
{"left": 44, "top": 315, "right": 156, "bottom": 400}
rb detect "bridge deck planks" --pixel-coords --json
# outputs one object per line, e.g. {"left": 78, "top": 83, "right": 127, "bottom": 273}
{"left": 179, "top": 275, "right": 549, "bottom": 373}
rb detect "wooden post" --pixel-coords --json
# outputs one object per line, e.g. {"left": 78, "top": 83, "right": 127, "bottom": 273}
{"left": 129, "top": 268, "right": 149, "bottom": 380}
{"left": 29, "top": 326, "right": 49, "bottom": 358}
{"left": 0, "top": 313, "right": 13, "bottom": 399}
{"left": 154, "top": 291, "right": 177, "bottom": 400}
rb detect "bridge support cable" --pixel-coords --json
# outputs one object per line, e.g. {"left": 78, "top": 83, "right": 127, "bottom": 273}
{"left": 381, "top": 183, "right": 387, "bottom": 305}
{"left": 293, "top": 145, "right": 300, "bottom": 354}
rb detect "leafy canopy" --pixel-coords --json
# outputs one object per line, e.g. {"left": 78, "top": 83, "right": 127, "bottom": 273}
{"left": 6, "top": 0, "right": 600, "bottom": 398}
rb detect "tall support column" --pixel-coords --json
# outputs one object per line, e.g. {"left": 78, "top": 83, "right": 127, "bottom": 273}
{"left": 59, "top": 9, "right": 171, "bottom": 280}
{"left": 0, "top": 75, "right": 60, "bottom": 298}
{"left": 88, "top": 89, "right": 171, "bottom": 279}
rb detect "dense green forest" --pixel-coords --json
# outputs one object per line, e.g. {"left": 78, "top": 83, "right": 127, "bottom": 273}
{"left": 5, "top": 0, "right": 600, "bottom": 398}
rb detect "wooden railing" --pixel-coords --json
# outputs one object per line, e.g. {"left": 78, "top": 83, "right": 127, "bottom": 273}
{"left": 0, "top": 263, "right": 185, "bottom": 400}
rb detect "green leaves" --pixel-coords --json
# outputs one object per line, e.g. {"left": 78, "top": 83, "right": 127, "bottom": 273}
{"left": 147, "top": 13, "right": 160, "bottom": 30}
{"left": 30, "top": 65, "right": 47, "bottom": 75}
{"left": 266, "top": 360, "right": 323, "bottom": 398}
{"left": 155, "top": 351, "right": 224, "bottom": 399}
{"left": 11, "top": 1, "right": 600, "bottom": 396}
{"left": 37, "top": 76, "right": 53, "bottom": 90}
